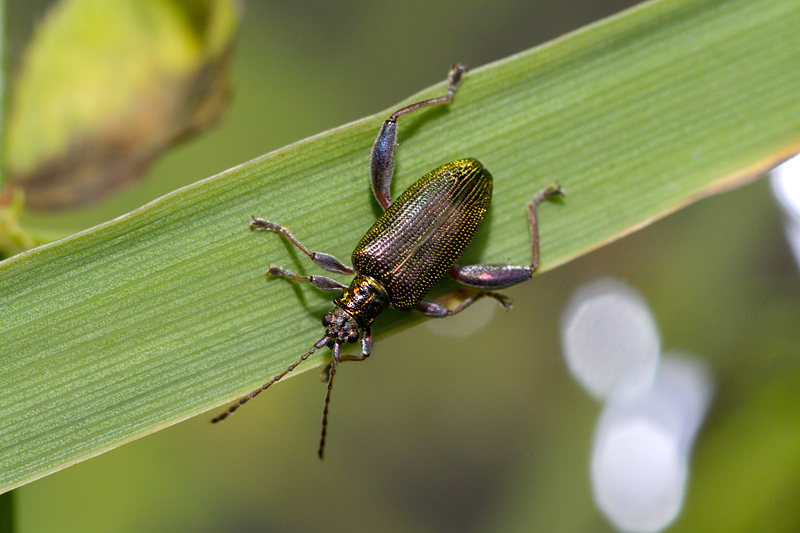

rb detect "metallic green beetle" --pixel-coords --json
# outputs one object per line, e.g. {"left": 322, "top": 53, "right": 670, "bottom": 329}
{"left": 213, "top": 65, "right": 563, "bottom": 457}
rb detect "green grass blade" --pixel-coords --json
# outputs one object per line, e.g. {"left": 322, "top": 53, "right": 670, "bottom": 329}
{"left": 1, "top": 0, "right": 799, "bottom": 493}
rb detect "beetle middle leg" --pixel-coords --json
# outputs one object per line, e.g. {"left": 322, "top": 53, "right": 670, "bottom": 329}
{"left": 370, "top": 64, "right": 467, "bottom": 210}
{"left": 449, "top": 183, "right": 564, "bottom": 290}
{"left": 414, "top": 289, "right": 512, "bottom": 318}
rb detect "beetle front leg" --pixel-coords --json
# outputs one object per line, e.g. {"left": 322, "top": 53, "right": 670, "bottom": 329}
{"left": 338, "top": 326, "right": 373, "bottom": 362}
{"left": 370, "top": 64, "right": 467, "bottom": 210}
{"left": 415, "top": 290, "right": 511, "bottom": 318}
{"left": 251, "top": 217, "right": 354, "bottom": 275}
{"left": 449, "top": 183, "right": 563, "bottom": 290}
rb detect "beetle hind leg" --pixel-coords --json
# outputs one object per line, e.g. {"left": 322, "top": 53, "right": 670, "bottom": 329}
{"left": 415, "top": 289, "right": 511, "bottom": 318}
{"left": 370, "top": 64, "right": 468, "bottom": 210}
{"left": 448, "top": 183, "right": 563, "bottom": 290}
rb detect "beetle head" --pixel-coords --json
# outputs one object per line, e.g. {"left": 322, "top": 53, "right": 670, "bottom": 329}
{"left": 322, "top": 307, "right": 360, "bottom": 346}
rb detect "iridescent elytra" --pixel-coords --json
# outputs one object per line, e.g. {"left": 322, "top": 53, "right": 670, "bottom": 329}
{"left": 212, "top": 65, "right": 563, "bottom": 458}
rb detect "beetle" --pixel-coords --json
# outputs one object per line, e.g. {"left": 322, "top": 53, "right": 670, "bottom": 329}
{"left": 212, "top": 65, "right": 563, "bottom": 458}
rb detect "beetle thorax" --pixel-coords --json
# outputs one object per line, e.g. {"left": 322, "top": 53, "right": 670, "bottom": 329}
{"left": 333, "top": 274, "right": 391, "bottom": 327}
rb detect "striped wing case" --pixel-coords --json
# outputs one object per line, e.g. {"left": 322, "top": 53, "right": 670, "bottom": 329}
{"left": 352, "top": 158, "right": 492, "bottom": 309}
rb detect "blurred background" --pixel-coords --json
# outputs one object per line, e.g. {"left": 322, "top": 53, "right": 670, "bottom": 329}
{"left": 7, "top": 0, "right": 800, "bottom": 531}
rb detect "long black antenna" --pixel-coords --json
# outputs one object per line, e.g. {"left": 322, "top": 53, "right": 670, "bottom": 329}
{"left": 212, "top": 335, "right": 329, "bottom": 423}
{"left": 318, "top": 342, "right": 341, "bottom": 459}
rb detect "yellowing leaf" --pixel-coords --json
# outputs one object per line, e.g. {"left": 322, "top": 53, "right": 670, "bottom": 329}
{"left": 5, "top": 0, "right": 241, "bottom": 208}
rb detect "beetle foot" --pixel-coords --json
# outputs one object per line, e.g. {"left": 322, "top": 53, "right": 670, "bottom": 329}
{"left": 487, "top": 292, "right": 513, "bottom": 310}
{"left": 250, "top": 217, "right": 279, "bottom": 231}
{"left": 449, "top": 64, "right": 468, "bottom": 87}
{"left": 534, "top": 183, "right": 564, "bottom": 205}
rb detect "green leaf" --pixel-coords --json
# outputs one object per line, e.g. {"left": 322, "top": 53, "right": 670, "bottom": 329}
{"left": 1, "top": 0, "right": 799, "bottom": 493}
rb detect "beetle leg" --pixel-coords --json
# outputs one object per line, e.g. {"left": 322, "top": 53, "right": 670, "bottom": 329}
{"left": 447, "top": 264, "right": 533, "bottom": 291}
{"left": 251, "top": 217, "right": 354, "bottom": 275}
{"left": 362, "top": 326, "right": 373, "bottom": 356}
{"left": 387, "top": 64, "right": 467, "bottom": 122}
{"left": 370, "top": 64, "right": 467, "bottom": 210}
{"left": 415, "top": 290, "right": 511, "bottom": 317}
{"left": 448, "top": 183, "right": 563, "bottom": 289}
{"left": 267, "top": 265, "right": 348, "bottom": 292}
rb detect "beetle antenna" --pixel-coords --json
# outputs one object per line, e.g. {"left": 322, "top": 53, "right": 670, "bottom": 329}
{"left": 318, "top": 342, "right": 341, "bottom": 459}
{"left": 212, "top": 335, "right": 329, "bottom": 423}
